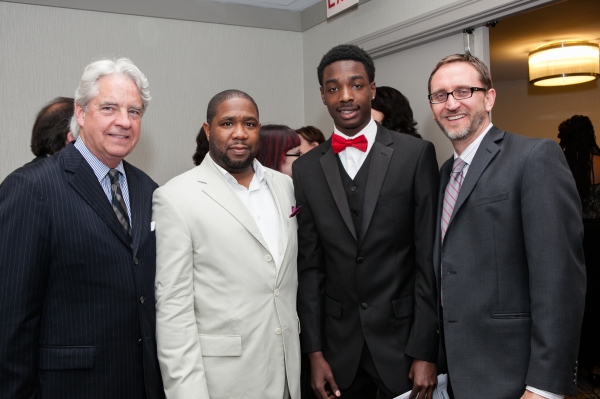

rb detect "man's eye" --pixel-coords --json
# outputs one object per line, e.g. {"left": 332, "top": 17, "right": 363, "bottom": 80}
{"left": 433, "top": 93, "right": 446, "bottom": 101}
{"left": 245, "top": 122, "right": 256, "bottom": 127}
{"left": 129, "top": 110, "right": 141, "bottom": 116}
{"left": 102, "top": 106, "right": 115, "bottom": 111}
{"left": 456, "top": 89, "right": 470, "bottom": 96}
{"left": 223, "top": 122, "right": 233, "bottom": 126}
{"left": 353, "top": 84, "right": 363, "bottom": 89}
{"left": 328, "top": 87, "right": 338, "bottom": 92}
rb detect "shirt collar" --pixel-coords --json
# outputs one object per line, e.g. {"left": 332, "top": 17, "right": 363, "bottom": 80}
{"left": 74, "top": 137, "right": 125, "bottom": 182}
{"left": 209, "top": 155, "right": 266, "bottom": 188}
{"left": 454, "top": 123, "right": 493, "bottom": 165}
{"left": 333, "top": 117, "right": 378, "bottom": 149}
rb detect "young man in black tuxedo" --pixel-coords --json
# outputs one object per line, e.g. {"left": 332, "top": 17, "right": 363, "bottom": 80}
{"left": 293, "top": 44, "right": 439, "bottom": 399}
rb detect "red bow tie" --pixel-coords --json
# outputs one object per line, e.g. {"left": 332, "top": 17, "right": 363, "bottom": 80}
{"left": 331, "top": 134, "right": 368, "bottom": 154}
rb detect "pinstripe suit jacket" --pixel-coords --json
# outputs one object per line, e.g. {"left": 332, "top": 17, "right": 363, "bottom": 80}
{"left": 0, "top": 143, "right": 165, "bottom": 399}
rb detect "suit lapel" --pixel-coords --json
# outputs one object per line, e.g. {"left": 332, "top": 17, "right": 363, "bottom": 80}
{"left": 125, "top": 162, "right": 144, "bottom": 257}
{"left": 319, "top": 142, "right": 357, "bottom": 242}
{"left": 63, "top": 145, "right": 132, "bottom": 249}
{"left": 199, "top": 159, "right": 271, "bottom": 253}
{"left": 450, "top": 127, "right": 503, "bottom": 225}
{"left": 264, "top": 169, "right": 288, "bottom": 270}
{"left": 360, "top": 126, "right": 393, "bottom": 242}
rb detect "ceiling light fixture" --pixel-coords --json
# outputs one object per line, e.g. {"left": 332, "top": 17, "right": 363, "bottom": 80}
{"left": 528, "top": 41, "right": 599, "bottom": 86}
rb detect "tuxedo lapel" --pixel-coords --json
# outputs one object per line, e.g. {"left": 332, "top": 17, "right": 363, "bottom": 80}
{"left": 360, "top": 126, "right": 393, "bottom": 242}
{"left": 450, "top": 127, "right": 503, "bottom": 225}
{"left": 124, "top": 162, "right": 145, "bottom": 257}
{"left": 63, "top": 145, "right": 132, "bottom": 249}
{"left": 319, "top": 143, "right": 357, "bottom": 242}
{"left": 198, "top": 159, "right": 271, "bottom": 253}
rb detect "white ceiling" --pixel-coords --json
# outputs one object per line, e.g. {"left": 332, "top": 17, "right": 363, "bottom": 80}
{"left": 210, "top": 0, "right": 321, "bottom": 11}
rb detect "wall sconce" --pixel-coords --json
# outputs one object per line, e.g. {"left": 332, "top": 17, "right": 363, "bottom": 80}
{"left": 528, "top": 41, "right": 599, "bottom": 86}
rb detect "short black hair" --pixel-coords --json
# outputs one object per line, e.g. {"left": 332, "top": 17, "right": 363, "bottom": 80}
{"left": 317, "top": 44, "right": 375, "bottom": 86}
{"left": 206, "top": 89, "right": 259, "bottom": 125}
{"left": 31, "top": 97, "right": 74, "bottom": 157}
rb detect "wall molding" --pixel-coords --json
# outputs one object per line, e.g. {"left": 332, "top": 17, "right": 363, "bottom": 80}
{"left": 350, "top": 0, "right": 560, "bottom": 59}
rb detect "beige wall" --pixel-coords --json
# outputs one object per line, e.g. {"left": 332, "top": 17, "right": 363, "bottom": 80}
{"left": 300, "top": 0, "right": 456, "bottom": 136}
{"left": 493, "top": 79, "right": 600, "bottom": 145}
{"left": 0, "top": 2, "right": 304, "bottom": 184}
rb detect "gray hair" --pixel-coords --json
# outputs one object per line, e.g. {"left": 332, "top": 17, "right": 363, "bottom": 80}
{"left": 70, "top": 58, "right": 150, "bottom": 137}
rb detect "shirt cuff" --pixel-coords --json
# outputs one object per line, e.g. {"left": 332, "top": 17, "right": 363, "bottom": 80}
{"left": 526, "top": 386, "right": 563, "bottom": 399}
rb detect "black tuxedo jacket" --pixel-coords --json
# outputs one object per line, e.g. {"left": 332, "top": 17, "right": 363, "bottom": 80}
{"left": 0, "top": 144, "right": 165, "bottom": 399}
{"left": 293, "top": 125, "right": 439, "bottom": 393}
{"left": 434, "top": 127, "right": 585, "bottom": 398}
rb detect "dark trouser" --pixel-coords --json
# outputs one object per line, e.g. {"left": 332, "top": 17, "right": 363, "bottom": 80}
{"left": 438, "top": 305, "right": 455, "bottom": 399}
{"left": 340, "top": 343, "right": 397, "bottom": 399}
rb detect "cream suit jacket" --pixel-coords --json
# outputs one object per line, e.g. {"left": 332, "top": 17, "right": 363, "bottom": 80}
{"left": 153, "top": 158, "right": 301, "bottom": 399}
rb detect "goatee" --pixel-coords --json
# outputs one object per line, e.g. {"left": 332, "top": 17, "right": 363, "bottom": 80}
{"left": 437, "top": 108, "right": 487, "bottom": 142}
{"left": 209, "top": 139, "right": 258, "bottom": 174}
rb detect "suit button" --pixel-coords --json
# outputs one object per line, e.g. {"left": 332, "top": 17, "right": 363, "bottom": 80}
{"left": 139, "top": 296, "right": 145, "bottom": 304}
{"left": 352, "top": 211, "right": 359, "bottom": 217}
{"left": 138, "top": 338, "right": 143, "bottom": 345}
{"left": 357, "top": 257, "right": 364, "bottom": 263}
{"left": 351, "top": 186, "right": 357, "bottom": 192}
{"left": 265, "top": 255, "right": 272, "bottom": 262}
{"left": 275, "top": 328, "right": 282, "bottom": 335}
{"left": 134, "top": 258, "right": 139, "bottom": 265}
{"left": 361, "top": 303, "right": 368, "bottom": 309}
{"left": 274, "top": 289, "right": 280, "bottom": 296}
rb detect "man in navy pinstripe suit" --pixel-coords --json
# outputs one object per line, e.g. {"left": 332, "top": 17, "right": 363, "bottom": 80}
{"left": 0, "top": 58, "right": 164, "bottom": 399}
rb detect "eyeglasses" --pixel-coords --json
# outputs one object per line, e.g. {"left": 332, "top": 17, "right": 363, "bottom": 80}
{"left": 428, "top": 87, "right": 487, "bottom": 104}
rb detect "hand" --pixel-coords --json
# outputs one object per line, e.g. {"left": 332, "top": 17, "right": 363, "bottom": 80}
{"left": 308, "top": 351, "right": 341, "bottom": 399}
{"left": 520, "top": 390, "right": 547, "bottom": 399}
{"left": 408, "top": 359, "right": 437, "bottom": 399}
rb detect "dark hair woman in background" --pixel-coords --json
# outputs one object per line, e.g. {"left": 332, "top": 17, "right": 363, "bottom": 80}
{"left": 558, "top": 114, "right": 600, "bottom": 386}
{"left": 295, "top": 125, "right": 325, "bottom": 155}
{"left": 192, "top": 126, "right": 210, "bottom": 166}
{"left": 371, "top": 86, "right": 421, "bottom": 138}
{"left": 257, "top": 124, "right": 301, "bottom": 177}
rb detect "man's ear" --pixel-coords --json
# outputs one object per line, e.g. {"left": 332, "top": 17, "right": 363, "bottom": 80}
{"left": 75, "top": 103, "right": 86, "bottom": 127}
{"left": 484, "top": 88, "right": 496, "bottom": 112}
{"left": 202, "top": 122, "right": 211, "bottom": 140}
{"left": 311, "top": 141, "right": 319, "bottom": 149}
{"left": 320, "top": 86, "right": 325, "bottom": 105}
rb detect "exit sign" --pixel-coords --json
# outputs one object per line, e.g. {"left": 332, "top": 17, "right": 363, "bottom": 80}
{"left": 326, "top": 0, "right": 359, "bottom": 18}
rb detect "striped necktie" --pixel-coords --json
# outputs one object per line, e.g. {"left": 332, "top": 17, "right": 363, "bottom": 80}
{"left": 108, "top": 169, "right": 132, "bottom": 241}
{"left": 441, "top": 157, "right": 466, "bottom": 241}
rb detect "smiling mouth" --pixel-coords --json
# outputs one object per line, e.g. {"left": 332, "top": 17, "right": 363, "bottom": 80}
{"left": 445, "top": 114, "right": 466, "bottom": 121}
{"left": 338, "top": 108, "right": 359, "bottom": 119}
{"left": 228, "top": 146, "right": 250, "bottom": 155}
{"left": 109, "top": 134, "right": 130, "bottom": 139}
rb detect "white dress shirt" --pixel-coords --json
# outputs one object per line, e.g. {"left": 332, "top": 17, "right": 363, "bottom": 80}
{"left": 74, "top": 138, "right": 132, "bottom": 223}
{"left": 452, "top": 123, "right": 563, "bottom": 399}
{"left": 210, "top": 156, "right": 281, "bottom": 268}
{"left": 333, "top": 117, "right": 378, "bottom": 179}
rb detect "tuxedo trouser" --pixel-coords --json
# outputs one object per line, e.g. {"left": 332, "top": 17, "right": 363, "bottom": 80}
{"left": 340, "top": 342, "right": 397, "bottom": 399}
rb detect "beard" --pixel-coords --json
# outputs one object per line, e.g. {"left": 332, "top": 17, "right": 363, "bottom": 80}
{"left": 209, "top": 138, "right": 258, "bottom": 174}
{"left": 436, "top": 107, "right": 487, "bottom": 142}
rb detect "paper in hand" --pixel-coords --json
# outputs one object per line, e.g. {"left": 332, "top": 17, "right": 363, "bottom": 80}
{"left": 393, "top": 374, "right": 449, "bottom": 399}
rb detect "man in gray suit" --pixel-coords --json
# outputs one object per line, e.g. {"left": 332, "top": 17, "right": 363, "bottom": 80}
{"left": 429, "top": 54, "right": 585, "bottom": 399}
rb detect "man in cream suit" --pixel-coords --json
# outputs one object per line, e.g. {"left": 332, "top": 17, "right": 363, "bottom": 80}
{"left": 153, "top": 90, "right": 300, "bottom": 399}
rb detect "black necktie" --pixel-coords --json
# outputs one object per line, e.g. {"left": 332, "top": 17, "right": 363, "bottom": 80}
{"left": 108, "top": 169, "right": 132, "bottom": 240}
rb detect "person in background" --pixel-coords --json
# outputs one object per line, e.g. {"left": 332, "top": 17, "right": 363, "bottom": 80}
{"left": 25, "top": 96, "right": 75, "bottom": 166}
{"left": 429, "top": 53, "right": 585, "bottom": 399}
{"left": 296, "top": 125, "right": 326, "bottom": 155}
{"left": 257, "top": 124, "right": 301, "bottom": 177}
{"left": 558, "top": 115, "right": 600, "bottom": 386}
{"left": 154, "top": 90, "right": 300, "bottom": 399}
{"left": 370, "top": 86, "right": 421, "bottom": 138}
{"left": 193, "top": 126, "right": 210, "bottom": 166}
{"left": 0, "top": 58, "right": 164, "bottom": 399}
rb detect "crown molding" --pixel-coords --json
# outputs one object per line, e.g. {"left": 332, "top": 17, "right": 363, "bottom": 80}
{"left": 350, "top": 0, "right": 560, "bottom": 59}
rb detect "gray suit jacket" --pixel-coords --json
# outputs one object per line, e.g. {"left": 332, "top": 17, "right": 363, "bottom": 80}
{"left": 434, "top": 126, "right": 586, "bottom": 398}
